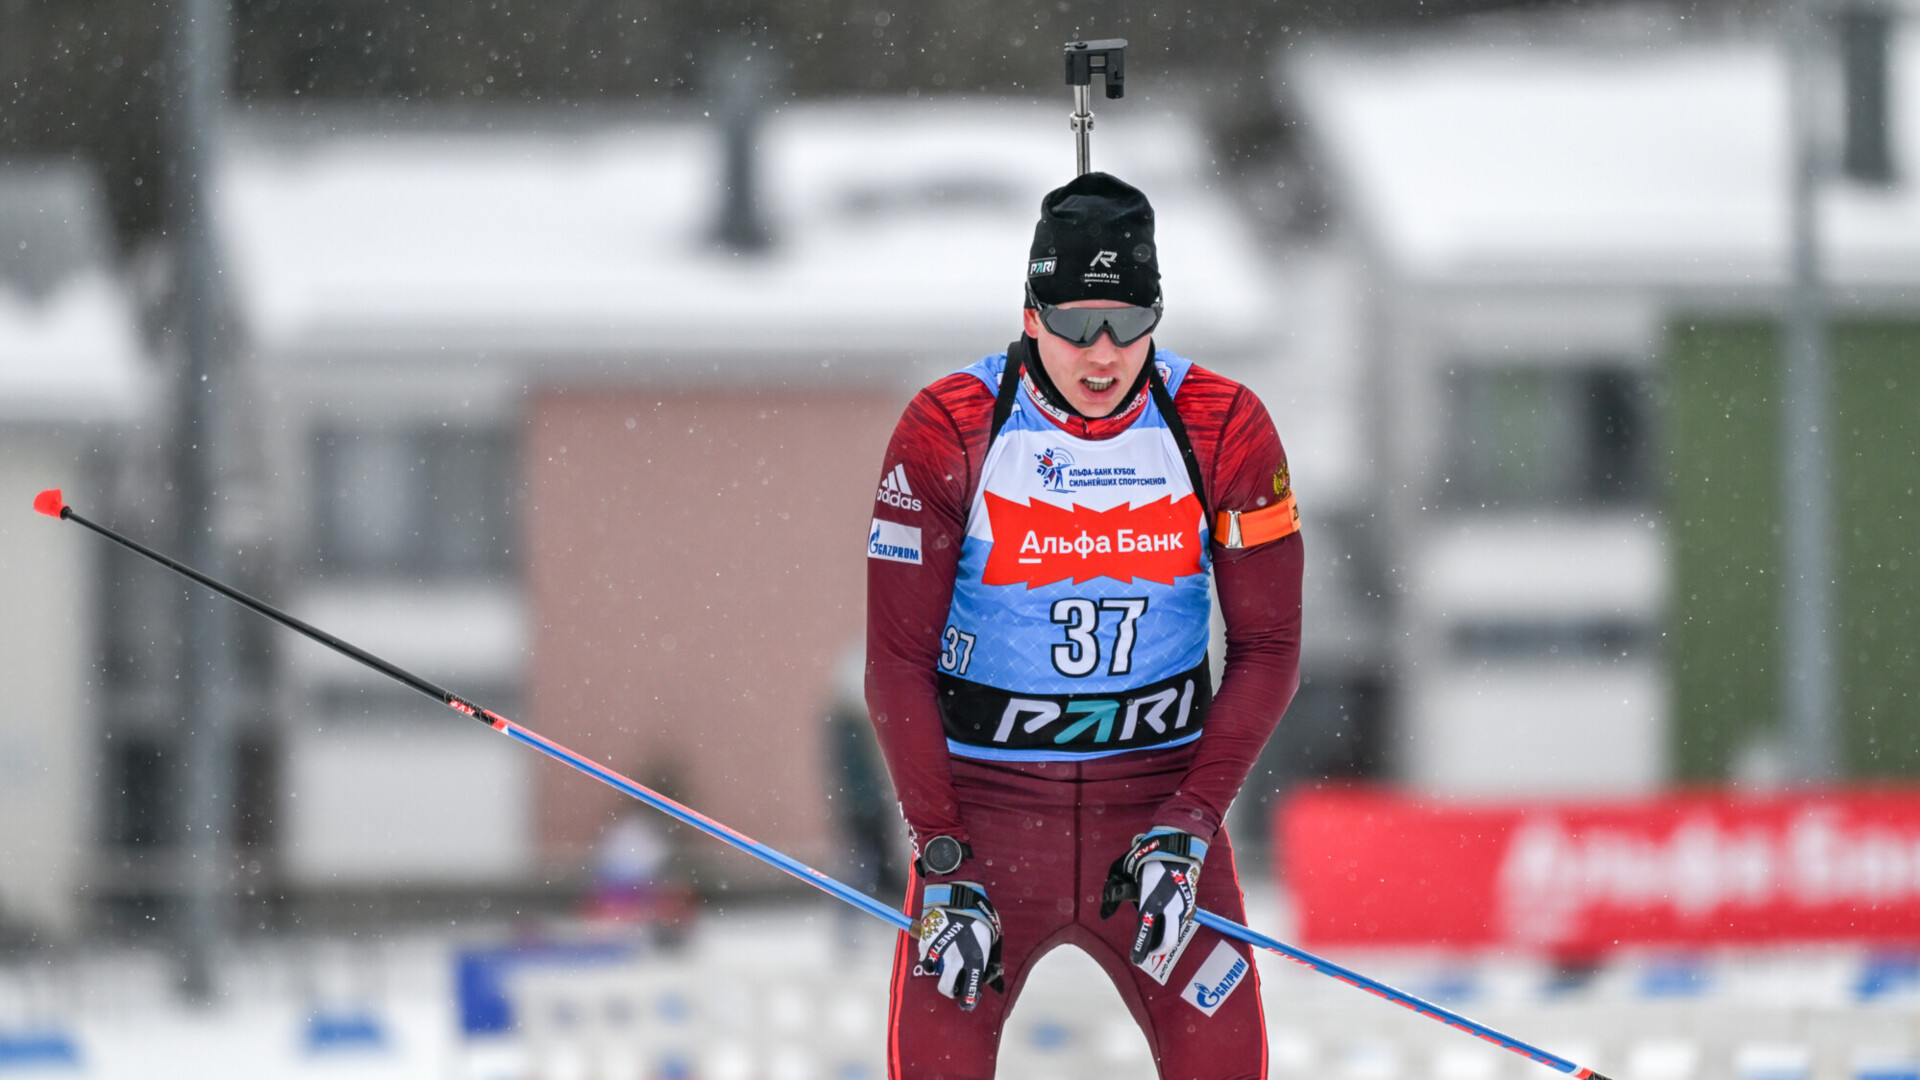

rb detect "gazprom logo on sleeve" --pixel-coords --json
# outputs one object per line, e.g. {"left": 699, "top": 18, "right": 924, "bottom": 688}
{"left": 868, "top": 519, "right": 923, "bottom": 565}
{"left": 1180, "top": 941, "right": 1250, "bottom": 1017}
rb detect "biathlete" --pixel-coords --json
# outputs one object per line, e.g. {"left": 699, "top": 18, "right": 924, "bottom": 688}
{"left": 864, "top": 171, "right": 1304, "bottom": 1079}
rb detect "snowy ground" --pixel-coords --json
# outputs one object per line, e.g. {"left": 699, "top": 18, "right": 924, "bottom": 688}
{"left": 1, "top": 887, "right": 1917, "bottom": 1080}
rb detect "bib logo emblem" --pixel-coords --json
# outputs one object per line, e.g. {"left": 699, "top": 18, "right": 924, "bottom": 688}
{"left": 1036, "top": 447, "right": 1075, "bottom": 493}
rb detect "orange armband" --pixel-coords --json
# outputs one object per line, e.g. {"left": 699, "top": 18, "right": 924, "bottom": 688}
{"left": 1215, "top": 492, "right": 1299, "bottom": 549}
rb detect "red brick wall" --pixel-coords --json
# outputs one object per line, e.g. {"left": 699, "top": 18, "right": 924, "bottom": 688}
{"left": 525, "top": 385, "right": 907, "bottom": 886}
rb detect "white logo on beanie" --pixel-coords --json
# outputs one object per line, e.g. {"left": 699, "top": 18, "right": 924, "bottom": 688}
{"left": 1090, "top": 250, "right": 1118, "bottom": 268}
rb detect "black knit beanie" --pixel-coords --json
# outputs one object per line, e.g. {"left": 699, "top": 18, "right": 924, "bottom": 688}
{"left": 1025, "top": 172, "right": 1160, "bottom": 308}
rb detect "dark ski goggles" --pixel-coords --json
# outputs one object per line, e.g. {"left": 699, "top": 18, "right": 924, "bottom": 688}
{"left": 1030, "top": 295, "right": 1163, "bottom": 348}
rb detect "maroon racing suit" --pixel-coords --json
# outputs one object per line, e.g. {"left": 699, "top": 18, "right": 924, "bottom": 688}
{"left": 866, "top": 339, "right": 1304, "bottom": 1080}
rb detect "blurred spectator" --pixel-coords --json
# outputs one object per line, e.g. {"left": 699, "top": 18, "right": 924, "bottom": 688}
{"left": 827, "top": 646, "right": 906, "bottom": 904}
{"left": 585, "top": 812, "right": 694, "bottom": 941}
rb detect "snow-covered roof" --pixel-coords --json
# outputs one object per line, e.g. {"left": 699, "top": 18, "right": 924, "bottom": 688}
{"left": 1287, "top": 29, "right": 1920, "bottom": 288}
{"left": 0, "top": 162, "right": 144, "bottom": 423}
{"left": 217, "top": 100, "right": 1279, "bottom": 373}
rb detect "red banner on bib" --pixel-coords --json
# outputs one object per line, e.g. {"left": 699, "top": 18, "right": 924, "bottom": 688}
{"left": 1281, "top": 787, "right": 1920, "bottom": 952}
{"left": 982, "top": 492, "right": 1204, "bottom": 588}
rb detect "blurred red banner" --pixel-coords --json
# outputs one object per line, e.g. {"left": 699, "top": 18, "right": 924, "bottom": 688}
{"left": 1280, "top": 787, "right": 1920, "bottom": 952}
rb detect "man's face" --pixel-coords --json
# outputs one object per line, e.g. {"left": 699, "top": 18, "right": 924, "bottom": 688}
{"left": 1023, "top": 300, "right": 1154, "bottom": 418}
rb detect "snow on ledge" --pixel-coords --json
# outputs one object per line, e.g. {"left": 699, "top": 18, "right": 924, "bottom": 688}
{"left": 0, "top": 271, "right": 144, "bottom": 424}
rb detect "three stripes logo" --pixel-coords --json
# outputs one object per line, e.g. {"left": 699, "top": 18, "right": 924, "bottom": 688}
{"left": 877, "top": 463, "right": 922, "bottom": 512}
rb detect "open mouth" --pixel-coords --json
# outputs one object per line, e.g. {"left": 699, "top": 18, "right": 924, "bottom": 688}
{"left": 1082, "top": 376, "right": 1117, "bottom": 392}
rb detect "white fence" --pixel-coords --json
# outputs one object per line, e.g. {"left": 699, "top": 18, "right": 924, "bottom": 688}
{"left": 1, "top": 915, "right": 1918, "bottom": 1080}
{"left": 465, "top": 939, "right": 1920, "bottom": 1080}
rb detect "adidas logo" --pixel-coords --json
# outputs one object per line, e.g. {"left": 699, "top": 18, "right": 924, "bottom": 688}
{"left": 877, "top": 463, "right": 922, "bottom": 512}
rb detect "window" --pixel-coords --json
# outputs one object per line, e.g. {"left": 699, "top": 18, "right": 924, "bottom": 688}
{"left": 1452, "top": 619, "right": 1651, "bottom": 663}
{"left": 312, "top": 426, "right": 517, "bottom": 578}
{"left": 104, "top": 737, "right": 170, "bottom": 848}
{"left": 1445, "top": 365, "right": 1651, "bottom": 508}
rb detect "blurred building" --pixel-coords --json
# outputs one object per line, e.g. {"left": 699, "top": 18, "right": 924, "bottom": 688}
{"left": 1283, "top": 22, "right": 1920, "bottom": 794}
{"left": 0, "top": 161, "right": 145, "bottom": 939}
{"left": 200, "top": 99, "right": 1289, "bottom": 906}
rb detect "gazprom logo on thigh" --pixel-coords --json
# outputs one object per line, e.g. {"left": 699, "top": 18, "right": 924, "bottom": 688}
{"left": 868, "top": 519, "right": 923, "bottom": 565}
{"left": 1181, "top": 941, "right": 1250, "bottom": 1017}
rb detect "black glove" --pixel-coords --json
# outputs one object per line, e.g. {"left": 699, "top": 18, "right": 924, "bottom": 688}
{"left": 1100, "top": 827, "right": 1207, "bottom": 983}
{"left": 912, "top": 881, "right": 1006, "bottom": 1010}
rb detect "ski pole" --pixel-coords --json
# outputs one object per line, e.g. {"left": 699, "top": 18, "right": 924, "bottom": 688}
{"left": 31, "top": 488, "right": 909, "bottom": 929}
{"left": 1194, "top": 910, "right": 1611, "bottom": 1078}
{"left": 36, "top": 488, "right": 1612, "bottom": 1079}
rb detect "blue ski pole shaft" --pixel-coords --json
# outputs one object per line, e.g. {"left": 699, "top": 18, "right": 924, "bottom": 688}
{"left": 1193, "top": 910, "right": 1613, "bottom": 1080}
{"left": 488, "top": 715, "right": 915, "bottom": 932}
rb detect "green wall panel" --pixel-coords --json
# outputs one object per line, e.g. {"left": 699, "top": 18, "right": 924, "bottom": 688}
{"left": 1665, "top": 322, "right": 1781, "bottom": 780}
{"left": 1666, "top": 319, "right": 1920, "bottom": 779}
{"left": 1830, "top": 323, "right": 1920, "bottom": 776}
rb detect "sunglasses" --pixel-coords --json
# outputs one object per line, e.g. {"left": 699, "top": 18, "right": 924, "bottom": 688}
{"left": 1031, "top": 295, "right": 1163, "bottom": 348}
